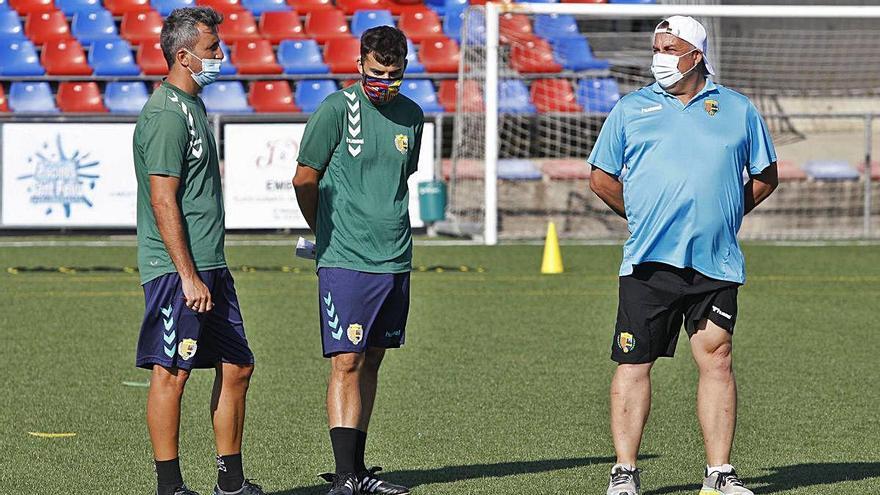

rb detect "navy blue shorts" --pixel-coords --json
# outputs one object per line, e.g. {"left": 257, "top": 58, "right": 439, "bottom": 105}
{"left": 318, "top": 267, "right": 410, "bottom": 357}
{"left": 136, "top": 267, "right": 254, "bottom": 371}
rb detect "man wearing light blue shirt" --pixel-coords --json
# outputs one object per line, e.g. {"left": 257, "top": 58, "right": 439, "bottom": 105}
{"left": 588, "top": 16, "right": 778, "bottom": 495}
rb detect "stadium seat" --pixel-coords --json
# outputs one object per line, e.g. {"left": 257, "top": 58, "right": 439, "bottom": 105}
{"left": 426, "top": 0, "right": 464, "bottom": 16}
{"left": 136, "top": 40, "right": 166, "bottom": 74}
{"left": 0, "top": 10, "right": 25, "bottom": 40}
{"left": 278, "top": 39, "right": 328, "bottom": 73}
{"left": 260, "top": 11, "right": 305, "bottom": 43}
{"left": 423, "top": 0, "right": 442, "bottom": 14}
{"left": 609, "top": 0, "right": 653, "bottom": 3}
{"left": 336, "top": 0, "right": 386, "bottom": 15}
{"left": 201, "top": 81, "right": 253, "bottom": 113}
{"left": 232, "top": 39, "right": 282, "bottom": 74}
{"left": 531, "top": 79, "right": 581, "bottom": 112}
{"left": 441, "top": 158, "right": 482, "bottom": 180}
{"left": 400, "top": 79, "right": 442, "bottom": 113}
{"left": 384, "top": 0, "right": 428, "bottom": 15}
{"left": 287, "top": 0, "right": 332, "bottom": 12}
{"left": 242, "top": 0, "right": 289, "bottom": 15}
{"left": 305, "top": 9, "right": 350, "bottom": 43}
{"left": 72, "top": 10, "right": 118, "bottom": 45}
{"left": 104, "top": 0, "right": 151, "bottom": 14}
{"left": 89, "top": 38, "right": 141, "bottom": 75}
{"left": 802, "top": 160, "right": 860, "bottom": 181}
{"left": 42, "top": 38, "right": 92, "bottom": 74}
{"left": 218, "top": 39, "right": 237, "bottom": 74}
{"left": 443, "top": 6, "right": 483, "bottom": 44}
{"left": 561, "top": 0, "right": 606, "bottom": 3}
{"left": 552, "top": 36, "right": 609, "bottom": 70}
{"left": 498, "top": 79, "right": 535, "bottom": 113}
{"left": 295, "top": 78, "right": 336, "bottom": 112}
{"left": 498, "top": 159, "right": 542, "bottom": 180}
{"left": 509, "top": 38, "right": 561, "bottom": 73}
{"left": 776, "top": 160, "right": 807, "bottom": 181}
{"left": 25, "top": 11, "right": 72, "bottom": 45}
{"left": 399, "top": 9, "right": 444, "bottom": 43}
{"left": 499, "top": 13, "right": 535, "bottom": 44}
{"left": 0, "top": 84, "right": 8, "bottom": 112}
{"left": 324, "top": 37, "right": 359, "bottom": 73}
{"left": 350, "top": 9, "right": 393, "bottom": 37}
{"left": 437, "top": 79, "right": 481, "bottom": 112}
{"left": 419, "top": 37, "right": 459, "bottom": 73}
{"left": 151, "top": 0, "right": 193, "bottom": 15}
{"left": 104, "top": 80, "right": 149, "bottom": 113}
{"left": 856, "top": 162, "right": 880, "bottom": 181}
{"left": 533, "top": 13, "right": 580, "bottom": 40}
{"left": 0, "top": 39, "right": 44, "bottom": 75}
{"left": 249, "top": 80, "right": 299, "bottom": 112}
{"left": 404, "top": 38, "right": 424, "bottom": 73}
{"left": 120, "top": 10, "right": 162, "bottom": 45}
{"left": 57, "top": 0, "right": 101, "bottom": 13}
{"left": 576, "top": 77, "right": 619, "bottom": 112}
{"left": 10, "top": 0, "right": 54, "bottom": 14}
{"left": 8, "top": 81, "right": 57, "bottom": 112}
{"left": 219, "top": 11, "right": 259, "bottom": 42}
{"left": 196, "top": 0, "right": 244, "bottom": 12}
{"left": 57, "top": 81, "right": 106, "bottom": 112}
{"left": 541, "top": 159, "right": 591, "bottom": 180}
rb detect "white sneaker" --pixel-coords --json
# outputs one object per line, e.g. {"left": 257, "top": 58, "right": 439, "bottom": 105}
{"left": 607, "top": 464, "right": 641, "bottom": 495}
{"left": 700, "top": 467, "right": 754, "bottom": 495}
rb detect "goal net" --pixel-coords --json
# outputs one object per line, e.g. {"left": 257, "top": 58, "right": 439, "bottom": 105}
{"left": 444, "top": 3, "right": 880, "bottom": 244}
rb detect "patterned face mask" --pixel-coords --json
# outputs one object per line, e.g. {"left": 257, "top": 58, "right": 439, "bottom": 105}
{"left": 361, "top": 73, "right": 403, "bottom": 104}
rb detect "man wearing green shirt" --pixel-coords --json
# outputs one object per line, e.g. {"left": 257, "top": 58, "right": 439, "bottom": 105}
{"left": 133, "top": 7, "right": 263, "bottom": 495}
{"left": 293, "top": 26, "right": 424, "bottom": 495}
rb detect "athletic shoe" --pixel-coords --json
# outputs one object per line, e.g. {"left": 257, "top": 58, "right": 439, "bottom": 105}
{"left": 700, "top": 468, "right": 754, "bottom": 495}
{"left": 607, "top": 464, "right": 641, "bottom": 495}
{"left": 212, "top": 480, "right": 266, "bottom": 495}
{"left": 318, "top": 472, "right": 360, "bottom": 495}
{"left": 358, "top": 467, "right": 411, "bottom": 495}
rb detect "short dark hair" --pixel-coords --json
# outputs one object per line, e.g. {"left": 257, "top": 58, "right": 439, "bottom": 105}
{"left": 360, "top": 26, "right": 408, "bottom": 67}
{"left": 160, "top": 7, "right": 223, "bottom": 68}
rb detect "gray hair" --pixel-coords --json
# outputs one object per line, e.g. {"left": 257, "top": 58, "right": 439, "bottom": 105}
{"left": 160, "top": 7, "right": 223, "bottom": 68}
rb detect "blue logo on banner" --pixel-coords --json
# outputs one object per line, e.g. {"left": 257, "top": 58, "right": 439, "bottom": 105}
{"left": 17, "top": 134, "right": 100, "bottom": 218}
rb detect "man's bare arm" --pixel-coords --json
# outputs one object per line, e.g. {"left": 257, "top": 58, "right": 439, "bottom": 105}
{"left": 150, "top": 174, "right": 213, "bottom": 313}
{"left": 293, "top": 164, "right": 322, "bottom": 235}
{"left": 744, "top": 162, "right": 778, "bottom": 215}
{"left": 589, "top": 166, "right": 627, "bottom": 219}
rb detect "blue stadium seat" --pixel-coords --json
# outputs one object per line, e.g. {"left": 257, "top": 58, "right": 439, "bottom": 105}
{"left": 534, "top": 14, "right": 580, "bottom": 40}
{"left": 443, "top": 6, "right": 483, "bottom": 44}
{"left": 576, "top": 77, "right": 620, "bottom": 112}
{"left": 278, "top": 39, "right": 329, "bottom": 74}
{"left": 400, "top": 79, "right": 442, "bottom": 113}
{"left": 351, "top": 9, "right": 393, "bottom": 37}
{"left": 498, "top": 159, "right": 542, "bottom": 180}
{"left": 151, "top": 0, "right": 193, "bottom": 16}
{"left": 0, "top": 10, "right": 24, "bottom": 40}
{"left": 0, "top": 0, "right": 8, "bottom": 9}
{"left": 552, "top": 36, "right": 609, "bottom": 71}
{"left": 802, "top": 160, "right": 860, "bottom": 181}
{"left": 89, "top": 39, "right": 141, "bottom": 75}
{"left": 241, "top": 0, "right": 289, "bottom": 15}
{"left": 218, "top": 40, "right": 237, "bottom": 74}
{"left": 72, "top": 9, "right": 119, "bottom": 45}
{"left": 295, "top": 79, "right": 336, "bottom": 113}
{"left": 0, "top": 39, "right": 44, "bottom": 75}
{"left": 202, "top": 81, "right": 253, "bottom": 113}
{"left": 57, "top": 0, "right": 102, "bottom": 14}
{"left": 442, "top": 8, "right": 463, "bottom": 42}
{"left": 104, "top": 80, "right": 149, "bottom": 113}
{"left": 9, "top": 81, "right": 58, "bottom": 113}
{"left": 498, "top": 79, "right": 535, "bottom": 114}
{"left": 442, "top": 0, "right": 466, "bottom": 13}
{"left": 405, "top": 38, "right": 424, "bottom": 73}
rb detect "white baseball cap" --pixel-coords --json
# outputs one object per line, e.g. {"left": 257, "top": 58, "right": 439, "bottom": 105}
{"left": 653, "top": 15, "right": 715, "bottom": 75}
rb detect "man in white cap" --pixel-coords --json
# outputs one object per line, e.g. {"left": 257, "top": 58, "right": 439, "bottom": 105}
{"left": 588, "top": 16, "right": 779, "bottom": 495}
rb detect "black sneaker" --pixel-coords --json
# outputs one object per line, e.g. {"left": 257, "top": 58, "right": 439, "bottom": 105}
{"left": 357, "top": 467, "right": 410, "bottom": 495}
{"left": 212, "top": 480, "right": 266, "bottom": 495}
{"left": 318, "top": 472, "right": 359, "bottom": 495}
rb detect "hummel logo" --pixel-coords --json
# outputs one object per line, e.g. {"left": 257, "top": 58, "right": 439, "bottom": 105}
{"left": 344, "top": 90, "right": 357, "bottom": 102}
{"left": 385, "top": 330, "right": 401, "bottom": 338}
{"left": 161, "top": 304, "right": 175, "bottom": 357}
{"left": 712, "top": 305, "right": 732, "bottom": 320}
{"left": 348, "top": 145, "right": 361, "bottom": 157}
{"left": 345, "top": 90, "right": 362, "bottom": 157}
{"left": 347, "top": 100, "right": 360, "bottom": 113}
{"left": 641, "top": 104, "right": 663, "bottom": 113}
{"left": 191, "top": 137, "right": 203, "bottom": 159}
{"left": 347, "top": 113, "right": 360, "bottom": 125}
{"left": 348, "top": 124, "right": 361, "bottom": 137}
{"left": 324, "top": 292, "right": 342, "bottom": 340}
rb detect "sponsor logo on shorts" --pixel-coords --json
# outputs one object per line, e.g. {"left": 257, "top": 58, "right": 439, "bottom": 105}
{"left": 178, "top": 338, "right": 197, "bottom": 360}
{"left": 618, "top": 332, "right": 635, "bottom": 354}
{"left": 711, "top": 305, "right": 732, "bottom": 320}
{"left": 347, "top": 323, "right": 363, "bottom": 345}
{"left": 385, "top": 329, "right": 401, "bottom": 339}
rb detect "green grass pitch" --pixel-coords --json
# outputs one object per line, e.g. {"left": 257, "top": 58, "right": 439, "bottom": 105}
{"left": 1, "top": 240, "right": 879, "bottom": 494}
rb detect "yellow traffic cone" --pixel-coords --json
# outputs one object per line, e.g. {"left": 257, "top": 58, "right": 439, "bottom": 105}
{"left": 541, "top": 221, "right": 564, "bottom": 274}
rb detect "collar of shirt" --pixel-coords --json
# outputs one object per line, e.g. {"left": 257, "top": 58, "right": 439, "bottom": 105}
{"left": 650, "top": 77, "right": 718, "bottom": 110}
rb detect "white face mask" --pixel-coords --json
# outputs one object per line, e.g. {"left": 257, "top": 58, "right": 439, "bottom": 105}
{"left": 651, "top": 49, "right": 697, "bottom": 88}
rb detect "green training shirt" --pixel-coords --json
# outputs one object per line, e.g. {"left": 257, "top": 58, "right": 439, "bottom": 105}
{"left": 297, "top": 83, "right": 424, "bottom": 273}
{"left": 133, "top": 81, "right": 226, "bottom": 284}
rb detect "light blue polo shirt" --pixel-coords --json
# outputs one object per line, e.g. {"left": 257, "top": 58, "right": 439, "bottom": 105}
{"left": 588, "top": 78, "right": 776, "bottom": 284}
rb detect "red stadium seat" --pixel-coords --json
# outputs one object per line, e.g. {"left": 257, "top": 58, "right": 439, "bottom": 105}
{"left": 531, "top": 79, "right": 581, "bottom": 112}
{"left": 25, "top": 11, "right": 71, "bottom": 44}
{"left": 398, "top": 10, "right": 443, "bottom": 43}
{"left": 500, "top": 13, "right": 535, "bottom": 44}
{"left": 259, "top": 11, "right": 305, "bottom": 43}
{"left": 57, "top": 81, "right": 107, "bottom": 112}
{"left": 42, "top": 38, "right": 92, "bottom": 74}
{"left": 437, "top": 79, "right": 482, "bottom": 112}
{"left": 196, "top": 0, "right": 244, "bottom": 13}
{"left": 10, "top": 0, "right": 55, "bottom": 14}
{"left": 324, "top": 37, "right": 359, "bottom": 73}
{"left": 385, "top": 0, "right": 428, "bottom": 15}
{"left": 137, "top": 40, "right": 167, "bottom": 74}
{"left": 104, "top": 0, "right": 151, "bottom": 14}
{"left": 335, "top": 0, "right": 386, "bottom": 15}
{"left": 509, "top": 38, "right": 561, "bottom": 73}
{"left": 249, "top": 80, "right": 299, "bottom": 112}
{"left": 232, "top": 39, "right": 282, "bottom": 74}
{"left": 219, "top": 11, "right": 260, "bottom": 42}
{"left": 561, "top": 0, "right": 606, "bottom": 3}
{"left": 304, "top": 9, "right": 350, "bottom": 43}
{"left": 0, "top": 84, "right": 9, "bottom": 112}
{"left": 286, "top": 0, "right": 332, "bottom": 13}
{"left": 121, "top": 10, "right": 162, "bottom": 45}
{"left": 419, "top": 37, "right": 459, "bottom": 73}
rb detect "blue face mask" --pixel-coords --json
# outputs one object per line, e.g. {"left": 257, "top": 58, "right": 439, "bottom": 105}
{"left": 185, "top": 49, "right": 222, "bottom": 87}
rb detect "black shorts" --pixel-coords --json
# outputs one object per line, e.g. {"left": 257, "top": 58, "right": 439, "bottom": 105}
{"left": 611, "top": 262, "right": 740, "bottom": 364}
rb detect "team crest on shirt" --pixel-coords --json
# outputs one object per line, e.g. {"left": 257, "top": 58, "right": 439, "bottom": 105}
{"left": 347, "top": 324, "right": 364, "bottom": 345}
{"left": 394, "top": 134, "right": 408, "bottom": 154}
{"left": 704, "top": 99, "right": 719, "bottom": 116}
{"left": 178, "top": 338, "right": 198, "bottom": 360}
{"left": 618, "top": 332, "right": 635, "bottom": 354}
